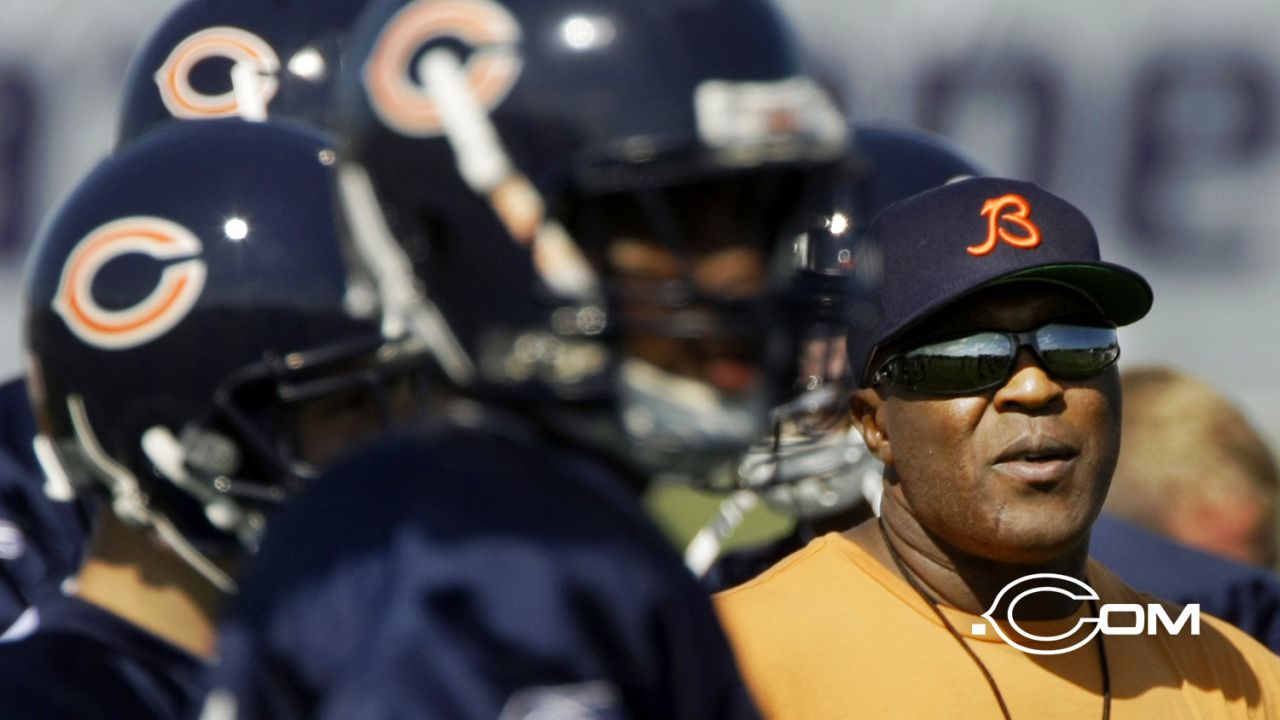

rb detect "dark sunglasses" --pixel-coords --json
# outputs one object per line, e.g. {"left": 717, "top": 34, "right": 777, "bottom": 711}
{"left": 871, "top": 322, "right": 1120, "bottom": 395}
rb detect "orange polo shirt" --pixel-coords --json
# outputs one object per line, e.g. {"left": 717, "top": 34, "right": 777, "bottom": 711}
{"left": 715, "top": 533, "right": 1280, "bottom": 719}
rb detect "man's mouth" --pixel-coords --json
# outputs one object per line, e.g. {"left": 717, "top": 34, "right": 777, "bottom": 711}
{"left": 993, "top": 437, "right": 1080, "bottom": 484}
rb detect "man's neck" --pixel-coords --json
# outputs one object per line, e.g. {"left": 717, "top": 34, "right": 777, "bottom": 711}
{"left": 73, "top": 513, "right": 223, "bottom": 659}
{"left": 845, "top": 509, "right": 1091, "bottom": 620}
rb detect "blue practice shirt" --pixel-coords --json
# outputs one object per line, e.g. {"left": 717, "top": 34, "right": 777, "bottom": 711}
{"left": 0, "top": 592, "right": 207, "bottom": 718}
{"left": 212, "top": 420, "right": 761, "bottom": 719}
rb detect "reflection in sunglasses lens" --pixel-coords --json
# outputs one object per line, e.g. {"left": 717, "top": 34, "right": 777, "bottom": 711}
{"left": 886, "top": 324, "right": 1119, "bottom": 393}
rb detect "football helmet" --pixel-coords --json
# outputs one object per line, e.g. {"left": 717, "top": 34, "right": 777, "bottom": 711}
{"left": 23, "top": 120, "right": 420, "bottom": 592}
{"left": 334, "top": 0, "right": 848, "bottom": 479}
{"left": 116, "top": 0, "right": 370, "bottom": 145}
{"left": 686, "top": 125, "right": 987, "bottom": 574}
{"left": 737, "top": 123, "right": 988, "bottom": 519}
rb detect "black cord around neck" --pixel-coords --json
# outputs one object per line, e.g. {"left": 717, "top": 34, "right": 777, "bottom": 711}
{"left": 876, "top": 518, "right": 1110, "bottom": 720}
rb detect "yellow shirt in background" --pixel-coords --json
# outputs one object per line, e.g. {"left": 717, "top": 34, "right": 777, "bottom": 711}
{"left": 715, "top": 532, "right": 1280, "bottom": 719}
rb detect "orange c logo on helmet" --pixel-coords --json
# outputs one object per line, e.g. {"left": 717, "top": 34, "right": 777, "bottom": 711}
{"left": 154, "top": 26, "right": 281, "bottom": 119}
{"left": 968, "top": 194, "right": 1042, "bottom": 256}
{"left": 52, "top": 217, "right": 207, "bottom": 351}
{"left": 364, "top": 0, "right": 523, "bottom": 137}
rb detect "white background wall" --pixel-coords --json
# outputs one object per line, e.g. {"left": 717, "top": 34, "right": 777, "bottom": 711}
{"left": 2, "top": 0, "right": 1279, "bottom": 448}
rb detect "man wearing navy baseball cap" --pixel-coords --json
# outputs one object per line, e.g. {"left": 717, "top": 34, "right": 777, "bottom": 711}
{"left": 716, "top": 177, "right": 1280, "bottom": 719}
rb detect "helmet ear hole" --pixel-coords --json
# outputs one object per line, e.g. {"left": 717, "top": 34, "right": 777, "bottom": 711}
{"left": 179, "top": 428, "right": 242, "bottom": 480}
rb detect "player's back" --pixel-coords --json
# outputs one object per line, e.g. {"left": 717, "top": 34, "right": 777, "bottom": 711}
{"left": 0, "top": 593, "right": 206, "bottom": 719}
{"left": 211, "top": 415, "right": 760, "bottom": 719}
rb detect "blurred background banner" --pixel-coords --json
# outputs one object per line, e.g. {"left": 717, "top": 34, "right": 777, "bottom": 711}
{"left": 2, "top": 0, "right": 1279, "bottom": 450}
{"left": 0, "top": 0, "right": 179, "bottom": 377}
{"left": 776, "top": 0, "right": 1280, "bottom": 449}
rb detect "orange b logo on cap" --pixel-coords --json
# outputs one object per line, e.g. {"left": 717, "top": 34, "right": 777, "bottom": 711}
{"left": 968, "top": 194, "right": 1041, "bottom": 256}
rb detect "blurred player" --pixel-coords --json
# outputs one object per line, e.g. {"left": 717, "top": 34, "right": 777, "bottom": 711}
{"left": 0, "top": 0, "right": 376, "bottom": 634}
{"left": 206, "top": 0, "right": 846, "bottom": 717}
{"left": 1091, "top": 365, "right": 1280, "bottom": 651}
{"left": 0, "top": 120, "right": 425, "bottom": 718}
{"left": 1106, "top": 365, "right": 1279, "bottom": 567}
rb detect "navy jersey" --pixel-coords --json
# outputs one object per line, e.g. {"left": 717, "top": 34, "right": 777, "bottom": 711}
{"left": 0, "top": 592, "right": 207, "bottom": 718}
{"left": 0, "top": 376, "right": 37, "bottom": 475}
{"left": 0, "top": 376, "right": 92, "bottom": 626}
{"left": 1089, "top": 512, "right": 1280, "bottom": 652}
{"left": 210, "top": 421, "right": 760, "bottom": 720}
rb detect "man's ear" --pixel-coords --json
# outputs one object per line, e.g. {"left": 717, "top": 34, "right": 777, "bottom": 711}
{"left": 849, "top": 387, "right": 892, "bottom": 466}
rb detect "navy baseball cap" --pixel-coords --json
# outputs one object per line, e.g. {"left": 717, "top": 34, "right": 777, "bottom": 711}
{"left": 850, "top": 176, "right": 1153, "bottom": 386}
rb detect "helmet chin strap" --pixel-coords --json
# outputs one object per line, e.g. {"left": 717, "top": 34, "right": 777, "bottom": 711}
{"left": 63, "top": 395, "right": 238, "bottom": 595}
{"left": 33, "top": 435, "right": 75, "bottom": 502}
{"left": 149, "top": 516, "right": 238, "bottom": 596}
{"left": 66, "top": 395, "right": 149, "bottom": 528}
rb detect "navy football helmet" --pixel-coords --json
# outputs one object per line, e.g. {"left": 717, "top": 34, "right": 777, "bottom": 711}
{"left": 116, "top": 0, "right": 370, "bottom": 145}
{"left": 334, "top": 0, "right": 848, "bottom": 479}
{"left": 740, "top": 123, "right": 988, "bottom": 517}
{"left": 686, "top": 124, "right": 987, "bottom": 574}
{"left": 23, "top": 121, "right": 421, "bottom": 592}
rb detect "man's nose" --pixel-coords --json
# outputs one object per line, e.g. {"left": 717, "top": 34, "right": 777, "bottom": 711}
{"left": 992, "top": 347, "right": 1064, "bottom": 412}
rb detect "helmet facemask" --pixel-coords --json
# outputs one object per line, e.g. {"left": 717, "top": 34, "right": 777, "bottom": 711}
{"left": 563, "top": 172, "right": 815, "bottom": 483}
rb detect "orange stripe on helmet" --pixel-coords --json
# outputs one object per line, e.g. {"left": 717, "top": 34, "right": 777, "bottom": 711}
{"left": 53, "top": 217, "right": 207, "bottom": 351}
{"left": 156, "top": 27, "right": 280, "bottom": 119}
{"left": 67, "top": 274, "right": 191, "bottom": 335}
